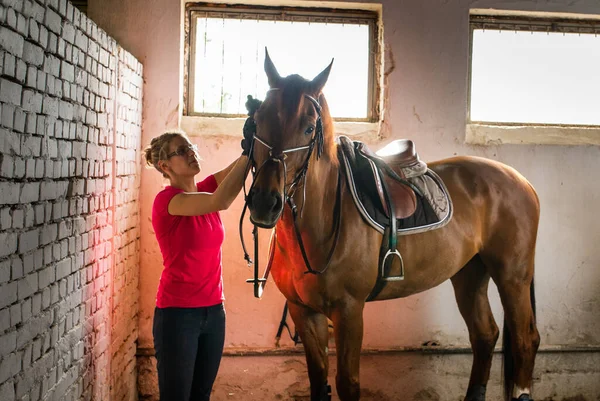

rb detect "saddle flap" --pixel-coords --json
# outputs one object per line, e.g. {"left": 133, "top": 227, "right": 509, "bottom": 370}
{"left": 372, "top": 167, "right": 417, "bottom": 219}
{"left": 381, "top": 174, "right": 417, "bottom": 219}
{"left": 354, "top": 141, "right": 418, "bottom": 219}
{"left": 338, "top": 135, "right": 419, "bottom": 219}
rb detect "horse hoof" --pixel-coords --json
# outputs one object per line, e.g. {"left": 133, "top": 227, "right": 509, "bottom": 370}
{"left": 512, "top": 395, "right": 533, "bottom": 401}
{"left": 464, "top": 384, "right": 486, "bottom": 401}
{"left": 319, "top": 383, "right": 332, "bottom": 401}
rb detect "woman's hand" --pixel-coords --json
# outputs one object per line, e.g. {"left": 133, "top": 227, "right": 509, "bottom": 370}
{"left": 241, "top": 117, "right": 255, "bottom": 156}
{"left": 241, "top": 95, "right": 262, "bottom": 156}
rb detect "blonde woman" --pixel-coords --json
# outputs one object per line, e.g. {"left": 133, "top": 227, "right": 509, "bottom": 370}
{"left": 144, "top": 130, "right": 248, "bottom": 401}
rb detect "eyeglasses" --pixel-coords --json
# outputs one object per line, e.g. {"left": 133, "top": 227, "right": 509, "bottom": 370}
{"left": 166, "top": 144, "right": 198, "bottom": 159}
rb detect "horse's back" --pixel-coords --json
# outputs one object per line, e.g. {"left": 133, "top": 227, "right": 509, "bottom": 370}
{"left": 428, "top": 155, "right": 540, "bottom": 257}
{"left": 429, "top": 155, "right": 538, "bottom": 208}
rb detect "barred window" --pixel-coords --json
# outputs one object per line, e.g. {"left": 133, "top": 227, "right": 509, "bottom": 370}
{"left": 184, "top": 4, "right": 380, "bottom": 121}
{"left": 468, "top": 13, "right": 600, "bottom": 126}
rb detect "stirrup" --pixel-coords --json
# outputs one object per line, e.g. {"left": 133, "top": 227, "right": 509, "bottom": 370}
{"left": 380, "top": 249, "right": 405, "bottom": 281}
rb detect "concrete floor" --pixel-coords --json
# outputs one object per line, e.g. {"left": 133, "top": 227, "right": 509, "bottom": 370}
{"left": 138, "top": 349, "right": 600, "bottom": 400}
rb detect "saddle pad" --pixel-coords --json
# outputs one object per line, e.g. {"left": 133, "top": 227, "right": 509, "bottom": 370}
{"left": 338, "top": 140, "right": 453, "bottom": 236}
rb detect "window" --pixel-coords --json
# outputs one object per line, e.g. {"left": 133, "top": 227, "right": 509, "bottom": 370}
{"left": 467, "top": 12, "right": 600, "bottom": 145}
{"left": 183, "top": 4, "right": 380, "bottom": 121}
{"left": 468, "top": 13, "right": 600, "bottom": 127}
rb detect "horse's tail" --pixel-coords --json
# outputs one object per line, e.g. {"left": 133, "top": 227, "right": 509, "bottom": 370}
{"left": 502, "top": 276, "right": 536, "bottom": 401}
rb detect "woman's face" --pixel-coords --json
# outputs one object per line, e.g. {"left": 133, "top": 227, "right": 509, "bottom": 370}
{"left": 163, "top": 136, "right": 201, "bottom": 177}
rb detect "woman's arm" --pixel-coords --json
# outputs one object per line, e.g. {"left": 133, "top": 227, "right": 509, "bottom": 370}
{"left": 168, "top": 155, "right": 249, "bottom": 216}
{"left": 213, "top": 156, "right": 241, "bottom": 186}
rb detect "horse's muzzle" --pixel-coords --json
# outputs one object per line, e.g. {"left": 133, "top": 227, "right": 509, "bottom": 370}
{"left": 246, "top": 188, "right": 283, "bottom": 228}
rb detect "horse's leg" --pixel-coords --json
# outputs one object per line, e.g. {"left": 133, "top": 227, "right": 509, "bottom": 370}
{"left": 330, "top": 299, "right": 364, "bottom": 401}
{"left": 451, "top": 256, "right": 499, "bottom": 401}
{"left": 287, "top": 302, "right": 331, "bottom": 401}
{"left": 484, "top": 254, "right": 539, "bottom": 401}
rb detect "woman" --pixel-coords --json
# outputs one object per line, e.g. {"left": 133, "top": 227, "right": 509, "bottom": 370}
{"left": 143, "top": 130, "right": 249, "bottom": 401}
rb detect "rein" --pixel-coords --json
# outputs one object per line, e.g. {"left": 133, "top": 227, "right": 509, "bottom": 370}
{"left": 288, "top": 168, "right": 342, "bottom": 275}
{"left": 240, "top": 92, "right": 343, "bottom": 297}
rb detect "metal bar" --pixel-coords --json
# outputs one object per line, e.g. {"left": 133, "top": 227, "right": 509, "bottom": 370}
{"left": 187, "top": 4, "right": 378, "bottom": 23}
{"left": 471, "top": 14, "right": 600, "bottom": 34}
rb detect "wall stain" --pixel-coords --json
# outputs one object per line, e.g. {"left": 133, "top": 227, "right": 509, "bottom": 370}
{"left": 379, "top": 44, "right": 396, "bottom": 140}
{"left": 541, "top": 395, "right": 588, "bottom": 401}
{"left": 413, "top": 105, "right": 423, "bottom": 123}
{"left": 413, "top": 387, "right": 441, "bottom": 401}
{"left": 286, "top": 381, "right": 310, "bottom": 400}
{"left": 361, "top": 388, "right": 394, "bottom": 401}
{"left": 166, "top": 103, "right": 179, "bottom": 127}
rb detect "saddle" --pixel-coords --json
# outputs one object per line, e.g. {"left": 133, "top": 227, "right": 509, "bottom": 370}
{"left": 353, "top": 139, "right": 426, "bottom": 219}
{"left": 337, "top": 135, "right": 453, "bottom": 299}
{"left": 337, "top": 135, "right": 431, "bottom": 229}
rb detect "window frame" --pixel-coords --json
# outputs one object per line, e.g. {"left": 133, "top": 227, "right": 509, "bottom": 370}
{"left": 183, "top": 2, "right": 381, "bottom": 122}
{"left": 466, "top": 11, "right": 600, "bottom": 146}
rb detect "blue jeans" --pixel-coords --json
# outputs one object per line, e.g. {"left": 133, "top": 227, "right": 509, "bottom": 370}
{"left": 153, "top": 304, "right": 226, "bottom": 401}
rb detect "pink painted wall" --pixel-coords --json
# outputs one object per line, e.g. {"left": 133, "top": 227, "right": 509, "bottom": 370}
{"left": 88, "top": 0, "right": 600, "bottom": 398}
{"left": 90, "top": 0, "right": 600, "bottom": 352}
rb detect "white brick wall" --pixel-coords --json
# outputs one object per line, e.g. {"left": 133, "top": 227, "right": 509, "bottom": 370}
{"left": 109, "top": 48, "right": 141, "bottom": 401}
{"left": 0, "top": 1, "right": 142, "bottom": 401}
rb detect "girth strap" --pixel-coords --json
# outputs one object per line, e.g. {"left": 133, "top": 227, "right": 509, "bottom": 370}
{"left": 365, "top": 175, "right": 406, "bottom": 302}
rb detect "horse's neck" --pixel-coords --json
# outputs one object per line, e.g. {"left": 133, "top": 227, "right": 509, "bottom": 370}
{"left": 283, "top": 157, "right": 339, "bottom": 236}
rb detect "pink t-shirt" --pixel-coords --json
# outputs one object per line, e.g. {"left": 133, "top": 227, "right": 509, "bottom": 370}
{"left": 151, "top": 175, "right": 225, "bottom": 308}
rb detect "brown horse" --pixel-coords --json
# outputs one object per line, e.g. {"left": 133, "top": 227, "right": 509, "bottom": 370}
{"left": 245, "top": 52, "right": 540, "bottom": 401}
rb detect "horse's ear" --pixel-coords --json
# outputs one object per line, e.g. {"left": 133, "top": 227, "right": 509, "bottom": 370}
{"left": 310, "top": 59, "right": 334, "bottom": 94}
{"left": 264, "top": 48, "right": 281, "bottom": 88}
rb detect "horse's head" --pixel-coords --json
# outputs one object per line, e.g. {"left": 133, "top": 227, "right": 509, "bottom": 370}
{"left": 246, "top": 50, "right": 335, "bottom": 228}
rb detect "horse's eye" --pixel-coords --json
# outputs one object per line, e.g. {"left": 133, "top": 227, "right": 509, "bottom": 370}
{"left": 305, "top": 126, "right": 315, "bottom": 136}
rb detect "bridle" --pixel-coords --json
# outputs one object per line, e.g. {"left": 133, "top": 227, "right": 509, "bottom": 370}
{"left": 240, "top": 90, "right": 343, "bottom": 298}
{"left": 252, "top": 89, "right": 324, "bottom": 206}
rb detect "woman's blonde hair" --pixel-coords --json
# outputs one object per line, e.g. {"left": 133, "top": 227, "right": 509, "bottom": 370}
{"left": 143, "top": 130, "right": 191, "bottom": 178}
